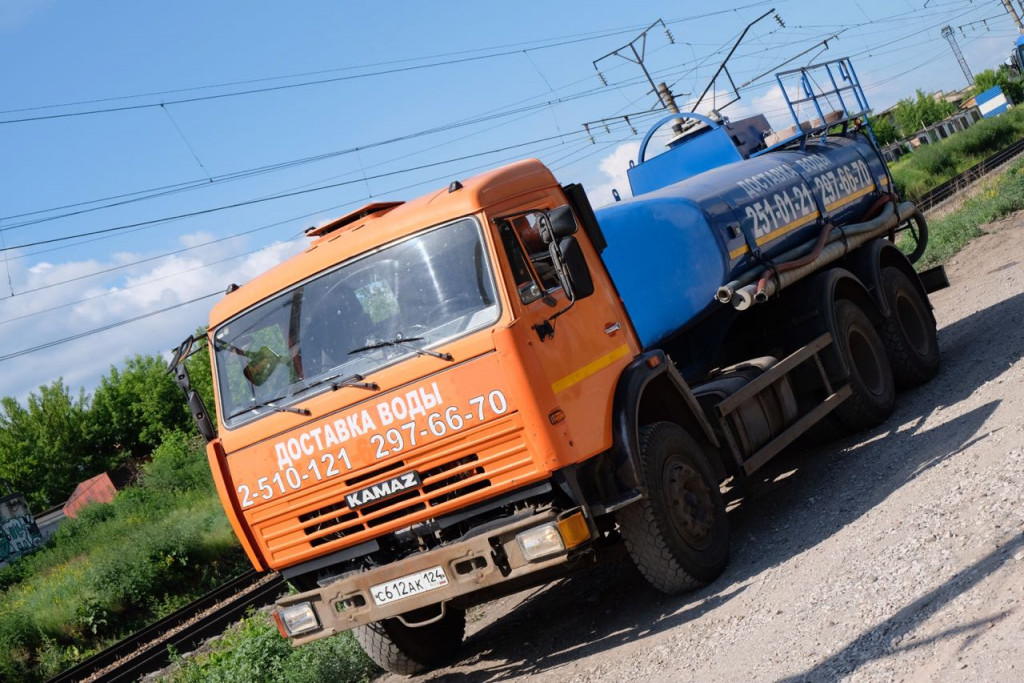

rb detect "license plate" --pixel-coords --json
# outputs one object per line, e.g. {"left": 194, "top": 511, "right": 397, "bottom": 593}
{"left": 370, "top": 566, "right": 449, "bottom": 606}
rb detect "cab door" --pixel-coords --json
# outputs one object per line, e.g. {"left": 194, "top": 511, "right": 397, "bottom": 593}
{"left": 490, "top": 190, "right": 641, "bottom": 464}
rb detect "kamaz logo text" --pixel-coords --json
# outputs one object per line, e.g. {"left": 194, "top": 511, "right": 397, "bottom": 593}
{"left": 345, "top": 472, "right": 421, "bottom": 509}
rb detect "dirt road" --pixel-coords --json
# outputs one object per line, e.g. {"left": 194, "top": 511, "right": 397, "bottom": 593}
{"left": 385, "top": 216, "right": 1024, "bottom": 682}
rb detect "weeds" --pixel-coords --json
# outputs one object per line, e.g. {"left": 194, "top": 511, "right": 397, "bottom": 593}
{"left": 907, "top": 158, "right": 1024, "bottom": 268}
{"left": 161, "top": 611, "right": 380, "bottom": 683}
{"left": 0, "top": 432, "right": 247, "bottom": 681}
{"left": 891, "top": 108, "right": 1024, "bottom": 200}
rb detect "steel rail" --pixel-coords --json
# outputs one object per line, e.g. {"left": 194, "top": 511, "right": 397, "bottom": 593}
{"left": 913, "top": 136, "right": 1024, "bottom": 213}
{"left": 46, "top": 570, "right": 286, "bottom": 683}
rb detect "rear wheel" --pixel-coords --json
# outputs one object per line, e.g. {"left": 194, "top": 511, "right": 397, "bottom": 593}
{"left": 353, "top": 604, "right": 465, "bottom": 675}
{"left": 616, "top": 422, "right": 729, "bottom": 594}
{"left": 832, "top": 299, "right": 895, "bottom": 430}
{"left": 880, "top": 267, "right": 939, "bottom": 388}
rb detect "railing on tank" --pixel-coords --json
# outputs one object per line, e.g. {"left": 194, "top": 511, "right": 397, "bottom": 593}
{"left": 754, "top": 57, "right": 875, "bottom": 156}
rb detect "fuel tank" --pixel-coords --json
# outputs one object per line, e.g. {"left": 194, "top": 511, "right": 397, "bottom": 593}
{"left": 595, "top": 134, "right": 889, "bottom": 348}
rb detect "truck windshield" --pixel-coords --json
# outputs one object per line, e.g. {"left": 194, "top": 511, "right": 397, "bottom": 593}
{"left": 213, "top": 217, "right": 500, "bottom": 427}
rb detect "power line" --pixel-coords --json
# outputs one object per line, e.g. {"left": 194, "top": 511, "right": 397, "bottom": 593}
{"left": 0, "top": 126, "right": 654, "bottom": 361}
{"left": 0, "top": 291, "right": 221, "bottom": 363}
{"left": 1, "top": 5, "right": 866, "bottom": 234}
{"left": 0, "top": 120, "right": 652, "bottom": 305}
{"left": 0, "top": 3, "right": 781, "bottom": 127}
{"left": 0, "top": 25, "right": 653, "bottom": 116}
{"left": 8, "top": 5, "right": 971, "bottom": 249}
{"left": 0, "top": 72, "right": 652, "bottom": 232}
{"left": 0, "top": 130, "right": 598, "bottom": 252}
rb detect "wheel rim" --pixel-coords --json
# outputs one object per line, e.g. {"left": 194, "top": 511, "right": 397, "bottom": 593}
{"left": 848, "top": 325, "right": 885, "bottom": 397}
{"left": 895, "top": 291, "right": 929, "bottom": 355}
{"left": 663, "top": 456, "right": 714, "bottom": 550}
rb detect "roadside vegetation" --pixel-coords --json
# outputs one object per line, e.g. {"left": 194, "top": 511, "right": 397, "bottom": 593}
{"left": 888, "top": 106, "right": 1024, "bottom": 201}
{"left": 0, "top": 336, "right": 235, "bottom": 681}
{"left": 909, "top": 157, "right": 1024, "bottom": 268}
{"left": 0, "top": 346, "right": 213, "bottom": 511}
{"left": 0, "top": 432, "right": 249, "bottom": 681}
{"left": 160, "top": 611, "right": 379, "bottom": 683}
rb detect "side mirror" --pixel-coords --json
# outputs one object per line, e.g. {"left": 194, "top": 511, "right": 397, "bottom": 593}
{"left": 187, "top": 389, "right": 216, "bottom": 442}
{"left": 167, "top": 335, "right": 195, "bottom": 375}
{"left": 168, "top": 336, "right": 215, "bottom": 442}
{"left": 538, "top": 205, "right": 578, "bottom": 244}
{"left": 550, "top": 236, "right": 594, "bottom": 301}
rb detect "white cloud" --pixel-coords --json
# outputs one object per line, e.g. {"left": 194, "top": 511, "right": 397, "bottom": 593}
{"left": 0, "top": 233, "right": 305, "bottom": 400}
{"left": 583, "top": 141, "right": 639, "bottom": 208}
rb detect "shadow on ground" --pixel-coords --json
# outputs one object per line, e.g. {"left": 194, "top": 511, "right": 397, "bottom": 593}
{"left": 408, "top": 291, "right": 1024, "bottom": 682}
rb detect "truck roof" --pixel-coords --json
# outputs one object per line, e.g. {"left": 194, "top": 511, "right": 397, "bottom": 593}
{"left": 208, "top": 158, "right": 558, "bottom": 327}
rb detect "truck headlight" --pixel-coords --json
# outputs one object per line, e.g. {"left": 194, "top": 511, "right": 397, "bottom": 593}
{"left": 516, "top": 523, "right": 565, "bottom": 561}
{"left": 275, "top": 602, "right": 320, "bottom": 636}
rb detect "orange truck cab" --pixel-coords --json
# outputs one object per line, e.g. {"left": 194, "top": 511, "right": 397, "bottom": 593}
{"left": 168, "top": 59, "right": 944, "bottom": 675}
{"left": 195, "top": 162, "right": 658, "bottom": 667}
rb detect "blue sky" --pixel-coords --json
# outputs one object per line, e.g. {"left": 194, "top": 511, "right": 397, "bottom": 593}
{"left": 0, "top": 0, "right": 1016, "bottom": 399}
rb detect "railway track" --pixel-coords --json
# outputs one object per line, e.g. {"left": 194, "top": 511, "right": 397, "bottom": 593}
{"left": 46, "top": 570, "right": 287, "bottom": 683}
{"left": 914, "top": 136, "right": 1024, "bottom": 213}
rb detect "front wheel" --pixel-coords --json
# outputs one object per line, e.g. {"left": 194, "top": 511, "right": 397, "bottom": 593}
{"left": 353, "top": 604, "right": 465, "bottom": 675}
{"left": 616, "top": 422, "right": 729, "bottom": 595}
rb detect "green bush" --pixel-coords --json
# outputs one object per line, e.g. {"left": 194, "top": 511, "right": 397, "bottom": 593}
{"left": 163, "top": 611, "right": 380, "bottom": 683}
{"left": 892, "top": 107, "right": 1024, "bottom": 201}
{"left": 142, "top": 430, "right": 214, "bottom": 494}
{"left": 0, "top": 432, "right": 247, "bottom": 681}
{"left": 904, "top": 158, "right": 1024, "bottom": 267}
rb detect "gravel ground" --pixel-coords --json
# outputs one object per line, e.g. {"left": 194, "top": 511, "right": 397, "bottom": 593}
{"left": 383, "top": 215, "right": 1024, "bottom": 683}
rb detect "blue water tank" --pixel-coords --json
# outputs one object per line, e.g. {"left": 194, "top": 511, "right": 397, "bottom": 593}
{"left": 596, "top": 135, "right": 889, "bottom": 347}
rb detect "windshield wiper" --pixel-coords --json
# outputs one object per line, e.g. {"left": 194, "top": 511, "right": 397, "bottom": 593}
{"left": 228, "top": 397, "right": 311, "bottom": 419}
{"left": 300, "top": 372, "right": 380, "bottom": 394}
{"left": 349, "top": 336, "right": 454, "bottom": 362}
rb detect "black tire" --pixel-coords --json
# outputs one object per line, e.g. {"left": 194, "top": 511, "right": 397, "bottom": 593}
{"left": 902, "top": 210, "right": 929, "bottom": 264}
{"left": 880, "top": 267, "right": 940, "bottom": 388}
{"left": 615, "top": 422, "right": 729, "bottom": 594}
{"left": 832, "top": 299, "right": 896, "bottom": 430}
{"left": 353, "top": 604, "right": 465, "bottom": 676}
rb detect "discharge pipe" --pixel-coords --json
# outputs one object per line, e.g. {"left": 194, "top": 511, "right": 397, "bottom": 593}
{"left": 715, "top": 194, "right": 903, "bottom": 305}
{"left": 729, "top": 200, "right": 918, "bottom": 310}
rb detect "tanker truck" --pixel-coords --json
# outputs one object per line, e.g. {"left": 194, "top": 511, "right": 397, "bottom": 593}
{"left": 168, "top": 58, "right": 945, "bottom": 674}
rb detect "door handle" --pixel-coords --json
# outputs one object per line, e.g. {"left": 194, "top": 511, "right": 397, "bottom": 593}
{"left": 604, "top": 322, "right": 621, "bottom": 335}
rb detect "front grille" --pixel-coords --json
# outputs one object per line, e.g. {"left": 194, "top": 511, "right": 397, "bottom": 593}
{"left": 303, "top": 454, "right": 486, "bottom": 546}
{"left": 258, "top": 415, "right": 539, "bottom": 561}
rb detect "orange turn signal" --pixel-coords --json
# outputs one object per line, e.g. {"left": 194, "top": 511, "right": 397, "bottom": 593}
{"left": 556, "top": 510, "right": 591, "bottom": 549}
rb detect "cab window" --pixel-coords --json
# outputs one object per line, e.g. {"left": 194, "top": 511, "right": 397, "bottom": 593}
{"left": 496, "top": 211, "right": 561, "bottom": 304}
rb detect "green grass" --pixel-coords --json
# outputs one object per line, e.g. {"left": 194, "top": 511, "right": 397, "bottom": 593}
{"left": 904, "top": 158, "right": 1024, "bottom": 268}
{"left": 0, "top": 432, "right": 249, "bottom": 681}
{"left": 159, "top": 611, "right": 380, "bottom": 683}
{"left": 890, "top": 107, "right": 1024, "bottom": 200}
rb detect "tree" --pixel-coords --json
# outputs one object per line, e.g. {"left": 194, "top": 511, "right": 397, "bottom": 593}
{"left": 89, "top": 354, "right": 191, "bottom": 464}
{"left": 0, "top": 381, "right": 96, "bottom": 509}
{"left": 892, "top": 89, "right": 957, "bottom": 137}
{"left": 871, "top": 115, "right": 900, "bottom": 146}
{"left": 972, "top": 66, "right": 1024, "bottom": 106}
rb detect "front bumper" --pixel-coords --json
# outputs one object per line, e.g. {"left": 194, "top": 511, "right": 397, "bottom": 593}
{"left": 276, "top": 508, "right": 590, "bottom": 644}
